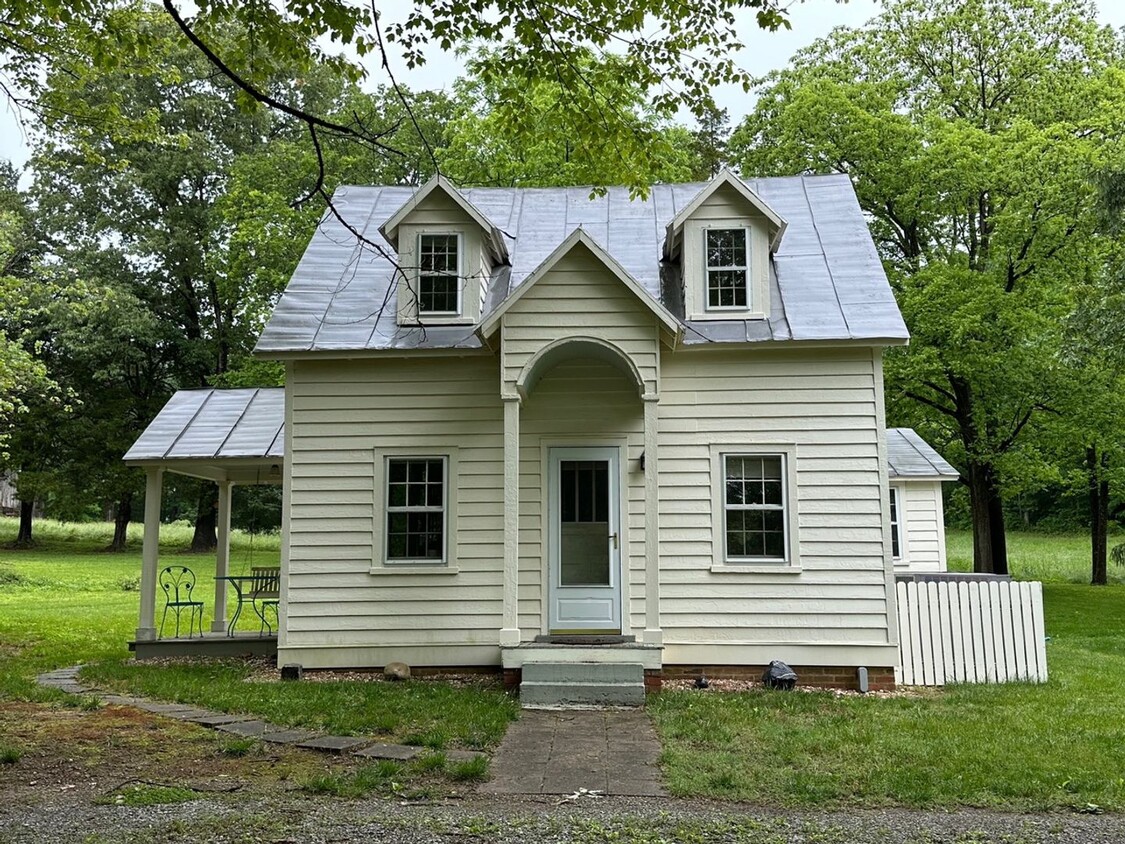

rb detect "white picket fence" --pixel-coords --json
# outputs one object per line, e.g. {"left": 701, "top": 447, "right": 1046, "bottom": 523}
{"left": 896, "top": 580, "right": 1047, "bottom": 686}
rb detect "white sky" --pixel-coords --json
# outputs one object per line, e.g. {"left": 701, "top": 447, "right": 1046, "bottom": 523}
{"left": 1, "top": 0, "right": 1123, "bottom": 169}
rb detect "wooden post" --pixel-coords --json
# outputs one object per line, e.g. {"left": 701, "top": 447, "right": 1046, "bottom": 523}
{"left": 499, "top": 396, "right": 521, "bottom": 647}
{"left": 136, "top": 467, "right": 163, "bottom": 642}
{"left": 212, "top": 480, "right": 233, "bottom": 633}
{"left": 642, "top": 396, "right": 662, "bottom": 646}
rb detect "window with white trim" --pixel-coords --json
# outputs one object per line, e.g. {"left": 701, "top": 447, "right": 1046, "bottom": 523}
{"left": 416, "top": 233, "right": 460, "bottom": 315}
{"left": 723, "top": 453, "right": 787, "bottom": 561}
{"left": 705, "top": 228, "right": 750, "bottom": 309}
{"left": 385, "top": 457, "right": 447, "bottom": 563}
{"left": 889, "top": 486, "right": 903, "bottom": 560}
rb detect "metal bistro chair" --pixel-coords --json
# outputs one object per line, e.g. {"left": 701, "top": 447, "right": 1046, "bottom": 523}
{"left": 159, "top": 565, "right": 204, "bottom": 639}
{"left": 249, "top": 566, "right": 281, "bottom": 636}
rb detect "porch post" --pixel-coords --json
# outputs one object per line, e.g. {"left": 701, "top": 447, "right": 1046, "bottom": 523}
{"left": 500, "top": 396, "right": 521, "bottom": 647}
{"left": 642, "top": 396, "right": 662, "bottom": 646}
{"left": 211, "top": 480, "right": 233, "bottom": 633}
{"left": 136, "top": 467, "right": 163, "bottom": 642}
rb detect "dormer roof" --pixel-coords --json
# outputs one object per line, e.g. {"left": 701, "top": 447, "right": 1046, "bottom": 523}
{"left": 378, "top": 174, "right": 509, "bottom": 264}
{"left": 663, "top": 169, "right": 787, "bottom": 259}
{"left": 478, "top": 228, "right": 682, "bottom": 342}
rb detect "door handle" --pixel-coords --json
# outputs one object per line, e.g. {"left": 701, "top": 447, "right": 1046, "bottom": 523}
{"left": 609, "top": 532, "right": 618, "bottom": 550}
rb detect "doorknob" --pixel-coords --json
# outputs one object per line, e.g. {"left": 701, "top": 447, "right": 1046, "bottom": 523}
{"left": 610, "top": 532, "right": 618, "bottom": 550}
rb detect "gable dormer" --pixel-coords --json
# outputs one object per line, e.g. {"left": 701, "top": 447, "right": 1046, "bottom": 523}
{"left": 379, "top": 176, "right": 509, "bottom": 326}
{"left": 663, "top": 170, "right": 786, "bottom": 322}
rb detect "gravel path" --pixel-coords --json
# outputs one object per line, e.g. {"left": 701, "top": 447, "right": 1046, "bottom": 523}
{"left": 2, "top": 792, "right": 1122, "bottom": 843}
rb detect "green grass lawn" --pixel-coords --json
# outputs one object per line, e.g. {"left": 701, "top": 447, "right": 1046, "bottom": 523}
{"left": 652, "top": 529, "right": 1125, "bottom": 809}
{"left": 0, "top": 516, "right": 517, "bottom": 752}
{"left": 946, "top": 528, "right": 1125, "bottom": 584}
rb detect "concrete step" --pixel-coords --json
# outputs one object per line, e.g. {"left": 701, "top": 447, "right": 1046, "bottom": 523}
{"left": 519, "top": 661, "right": 645, "bottom": 708}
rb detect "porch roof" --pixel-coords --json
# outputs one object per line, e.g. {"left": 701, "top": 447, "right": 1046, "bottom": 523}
{"left": 127, "top": 391, "right": 959, "bottom": 484}
{"left": 887, "top": 428, "right": 960, "bottom": 481}
{"left": 123, "top": 388, "right": 284, "bottom": 483}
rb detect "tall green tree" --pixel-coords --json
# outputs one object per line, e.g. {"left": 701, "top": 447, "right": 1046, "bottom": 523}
{"left": 691, "top": 101, "right": 732, "bottom": 180}
{"left": 730, "top": 0, "right": 1125, "bottom": 573}
{"left": 441, "top": 50, "right": 697, "bottom": 190}
{"left": 27, "top": 8, "right": 430, "bottom": 548}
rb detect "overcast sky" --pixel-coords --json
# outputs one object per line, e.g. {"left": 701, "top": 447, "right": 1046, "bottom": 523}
{"left": 2, "top": 0, "right": 1123, "bottom": 169}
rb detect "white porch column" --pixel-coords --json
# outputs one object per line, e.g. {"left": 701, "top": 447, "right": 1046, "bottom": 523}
{"left": 499, "top": 396, "right": 521, "bottom": 647}
{"left": 643, "top": 396, "right": 662, "bottom": 646}
{"left": 211, "top": 480, "right": 233, "bottom": 633}
{"left": 136, "top": 467, "right": 163, "bottom": 642}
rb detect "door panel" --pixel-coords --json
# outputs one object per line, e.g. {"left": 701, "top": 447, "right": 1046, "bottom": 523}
{"left": 548, "top": 448, "right": 621, "bottom": 632}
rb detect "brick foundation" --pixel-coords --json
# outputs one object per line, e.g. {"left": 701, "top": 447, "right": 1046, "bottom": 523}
{"left": 662, "top": 664, "right": 896, "bottom": 692}
{"left": 502, "top": 668, "right": 521, "bottom": 691}
{"left": 643, "top": 669, "right": 662, "bottom": 693}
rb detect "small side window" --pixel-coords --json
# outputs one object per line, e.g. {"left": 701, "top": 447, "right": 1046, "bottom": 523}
{"left": 889, "top": 486, "right": 903, "bottom": 560}
{"left": 417, "top": 233, "right": 460, "bottom": 315}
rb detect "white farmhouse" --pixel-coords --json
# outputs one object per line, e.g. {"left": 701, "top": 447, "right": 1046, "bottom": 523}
{"left": 125, "top": 171, "right": 966, "bottom": 697}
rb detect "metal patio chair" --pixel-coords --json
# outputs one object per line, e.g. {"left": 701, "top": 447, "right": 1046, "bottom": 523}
{"left": 249, "top": 566, "right": 280, "bottom": 636}
{"left": 159, "top": 565, "right": 204, "bottom": 639}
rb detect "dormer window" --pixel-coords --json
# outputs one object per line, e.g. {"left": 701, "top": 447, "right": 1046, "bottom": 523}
{"left": 418, "top": 233, "right": 461, "bottom": 315}
{"left": 705, "top": 228, "right": 750, "bottom": 310}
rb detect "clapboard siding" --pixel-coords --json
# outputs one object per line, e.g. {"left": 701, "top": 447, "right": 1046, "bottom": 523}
{"left": 658, "top": 346, "right": 895, "bottom": 658}
{"left": 282, "top": 355, "right": 505, "bottom": 665}
{"left": 519, "top": 356, "right": 645, "bottom": 637}
{"left": 499, "top": 244, "right": 661, "bottom": 393}
{"left": 894, "top": 480, "right": 948, "bottom": 572}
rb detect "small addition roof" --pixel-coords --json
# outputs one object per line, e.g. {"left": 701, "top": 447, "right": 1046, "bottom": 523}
{"left": 887, "top": 428, "right": 960, "bottom": 480}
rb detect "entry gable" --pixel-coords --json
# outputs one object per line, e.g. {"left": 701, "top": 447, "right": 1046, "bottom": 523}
{"left": 479, "top": 228, "right": 682, "bottom": 342}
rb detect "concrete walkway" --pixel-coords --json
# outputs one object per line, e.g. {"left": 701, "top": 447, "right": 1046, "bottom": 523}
{"left": 482, "top": 709, "right": 665, "bottom": 797}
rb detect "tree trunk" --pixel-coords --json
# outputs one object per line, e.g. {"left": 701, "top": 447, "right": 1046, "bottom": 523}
{"left": 965, "top": 458, "right": 1008, "bottom": 574}
{"left": 108, "top": 493, "right": 133, "bottom": 552}
{"left": 1089, "top": 446, "right": 1109, "bottom": 586}
{"left": 15, "top": 498, "right": 33, "bottom": 546}
{"left": 190, "top": 483, "right": 218, "bottom": 552}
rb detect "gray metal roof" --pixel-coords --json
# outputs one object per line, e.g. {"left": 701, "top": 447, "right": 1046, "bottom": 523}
{"left": 124, "top": 388, "right": 284, "bottom": 462}
{"left": 255, "top": 174, "right": 909, "bottom": 354}
{"left": 887, "top": 428, "right": 960, "bottom": 480}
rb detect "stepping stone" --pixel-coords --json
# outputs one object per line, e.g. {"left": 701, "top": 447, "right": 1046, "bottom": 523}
{"left": 161, "top": 708, "right": 220, "bottom": 722}
{"left": 259, "top": 729, "right": 318, "bottom": 745}
{"left": 353, "top": 743, "right": 420, "bottom": 761}
{"left": 134, "top": 702, "right": 200, "bottom": 714}
{"left": 445, "top": 750, "right": 488, "bottom": 763}
{"left": 189, "top": 713, "right": 255, "bottom": 726}
{"left": 99, "top": 694, "right": 143, "bottom": 706}
{"left": 297, "top": 735, "right": 373, "bottom": 755}
{"left": 215, "top": 720, "right": 274, "bottom": 737}
{"left": 56, "top": 684, "right": 91, "bottom": 695}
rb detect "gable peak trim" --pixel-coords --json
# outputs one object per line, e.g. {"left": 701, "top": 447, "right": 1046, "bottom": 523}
{"left": 664, "top": 169, "right": 787, "bottom": 258}
{"left": 378, "top": 174, "right": 509, "bottom": 262}
{"left": 478, "top": 227, "right": 681, "bottom": 339}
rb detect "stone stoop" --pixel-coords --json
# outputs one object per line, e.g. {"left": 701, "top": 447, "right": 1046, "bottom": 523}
{"left": 519, "top": 661, "right": 646, "bottom": 708}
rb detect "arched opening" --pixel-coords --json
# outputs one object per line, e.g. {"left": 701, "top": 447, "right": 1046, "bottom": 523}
{"left": 516, "top": 336, "right": 647, "bottom": 400}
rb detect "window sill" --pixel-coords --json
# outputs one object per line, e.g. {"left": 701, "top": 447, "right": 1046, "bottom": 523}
{"left": 710, "top": 564, "right": 802, "bottom": 574}
{"left": 369, "top": 566, "right": 459, "bottom": 576}
{"left": 690, "top": 311, "right": 768, "bottom": 321}
{"left": 398, "top": 316, "right": 475, "bottom": 327}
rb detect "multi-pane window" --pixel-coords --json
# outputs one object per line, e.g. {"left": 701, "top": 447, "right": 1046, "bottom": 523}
{"left": 705, "top": 228, "right": 749, "bottom": 309}
{"left": 385, "top": 457, "right": 446, "bottom": 563}
{"left": 723, "top": 454, "right": 786, "bottom": 561}
{"left": 417, "top": 233, "right": 460, "bottom": 314}
{"left": 889, "top": 486, "right": 902, "bottom": 559}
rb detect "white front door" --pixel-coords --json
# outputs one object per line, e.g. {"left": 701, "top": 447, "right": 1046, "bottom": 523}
{"left": 547, "top": 447, "right": 622, "bottom": 633}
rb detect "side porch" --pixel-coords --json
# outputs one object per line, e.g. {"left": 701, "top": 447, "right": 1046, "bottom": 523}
{"left": 123, "top": 387, "right": 286, "bottom": 660}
